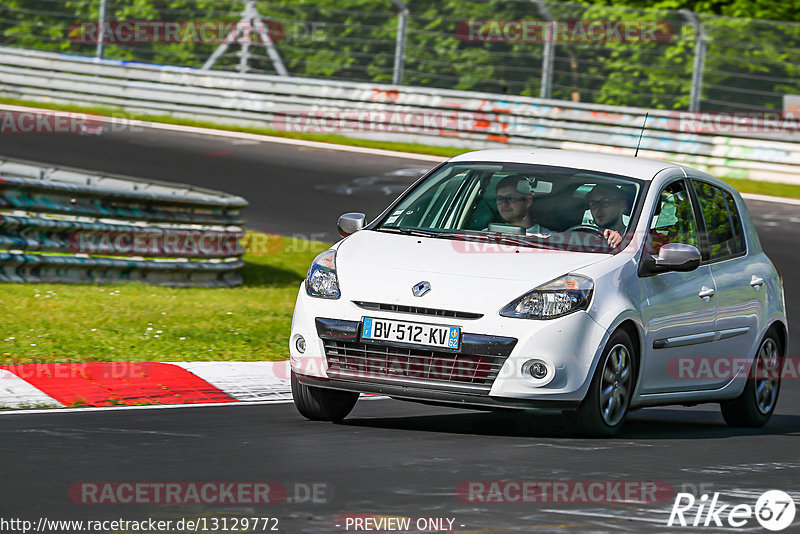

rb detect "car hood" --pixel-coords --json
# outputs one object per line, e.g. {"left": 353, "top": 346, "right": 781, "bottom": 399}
{"left": 335, "top": 230, "right": 608, "bottom": 313}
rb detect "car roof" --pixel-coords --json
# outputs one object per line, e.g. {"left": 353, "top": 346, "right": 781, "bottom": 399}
{"left": 447, "top": 149, "right": 678, "bottom": 181}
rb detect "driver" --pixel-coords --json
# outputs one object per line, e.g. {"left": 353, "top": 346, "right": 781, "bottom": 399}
{"left": 494, "top": 174, "right": 551, "bottom": 236}
{"left": 587, "top": 184, "right": 627, "bottom": 247}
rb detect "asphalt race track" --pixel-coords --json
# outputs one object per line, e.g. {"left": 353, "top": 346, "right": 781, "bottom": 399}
{"left": 1, "top": 125, "right": 799, "bottom": 533}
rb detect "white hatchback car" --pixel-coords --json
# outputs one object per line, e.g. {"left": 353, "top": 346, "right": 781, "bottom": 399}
{"left": 289, "top": 149, "right": 787, "bottom": 436}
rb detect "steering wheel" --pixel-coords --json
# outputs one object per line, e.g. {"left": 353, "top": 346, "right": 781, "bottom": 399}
{"left": 566, "top": 224, "right": 605, "bottom": 239}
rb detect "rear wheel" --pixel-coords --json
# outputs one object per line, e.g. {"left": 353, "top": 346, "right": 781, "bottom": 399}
{"left": 720, "top": 330, "right": 782, "bottom": 427}
{"left": 563, "top": 329, "right": 636, "bottom": 437}
{"left": 291, "top": 371, "right": 359, "bottom": 423}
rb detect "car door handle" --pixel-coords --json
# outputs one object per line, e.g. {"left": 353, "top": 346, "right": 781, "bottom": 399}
{"left": 750, "top": 275, "right": 765, "bottom": 290}
{"left": 698, "top": 286, "right": 715, "bottom": 300}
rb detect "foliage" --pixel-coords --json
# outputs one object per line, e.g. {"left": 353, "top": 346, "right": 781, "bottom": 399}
{"left": 1, "top": 0, "right": 799, "bottom": 110}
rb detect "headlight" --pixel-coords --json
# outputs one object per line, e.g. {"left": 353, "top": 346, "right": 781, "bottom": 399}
{"left": 500, "top": 274, "right": 593, "bottom": 319}
{"left": 305, "top": 249, "right": 341, "bottom": 299}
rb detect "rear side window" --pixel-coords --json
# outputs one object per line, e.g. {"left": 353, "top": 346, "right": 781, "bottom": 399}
{"left": 692, "top": 181, "right": 746, "bottom": 260}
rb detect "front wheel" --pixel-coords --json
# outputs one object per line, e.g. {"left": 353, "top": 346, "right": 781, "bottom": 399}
{"left": 291, "top": 371, "right": 359, "bottom": 423}
{"left": 720, "top": 331, "right": 783, "bottom": 428}
{"left": 563, "top": 329, "right": 636, "bottom": 437}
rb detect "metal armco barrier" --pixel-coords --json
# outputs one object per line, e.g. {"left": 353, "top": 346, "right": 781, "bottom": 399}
{"left": 0, "top": 158, "right": 248, "bottom": 287}
{"left": 0, "top": 46, "right": 799, "bottom": 185}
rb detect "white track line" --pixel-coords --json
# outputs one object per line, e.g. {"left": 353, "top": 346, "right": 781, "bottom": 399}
{"left": 0, "top": 395, "right": 388, "bottom": 416}
{"left": 0, "top": 398, "right": 294, "bottom": 416}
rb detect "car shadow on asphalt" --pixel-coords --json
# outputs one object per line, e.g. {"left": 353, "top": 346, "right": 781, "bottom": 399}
{"left": 342, "top": 407, "right": 800, "bottom": 440}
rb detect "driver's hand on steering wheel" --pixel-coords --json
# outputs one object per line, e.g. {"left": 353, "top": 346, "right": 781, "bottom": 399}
{"left": 603, "top": 229, "right": 622, "bottom": 248}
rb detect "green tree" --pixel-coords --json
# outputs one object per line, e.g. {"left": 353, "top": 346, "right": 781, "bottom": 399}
{"left": 1, "top": 0, "right": 799, "bottom": 110}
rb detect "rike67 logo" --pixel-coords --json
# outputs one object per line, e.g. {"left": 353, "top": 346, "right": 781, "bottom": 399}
{"left": 668, "top": 490, "right": 796, "bottom": 531}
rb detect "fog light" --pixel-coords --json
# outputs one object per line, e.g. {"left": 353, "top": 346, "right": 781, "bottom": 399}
{"left": 529, "top": 362, "right": 548, "bottom": 379}
{"left": 522, "top": 358, "right": 553, "bottom": 385}
{"left": 295, "top": 336, "right": 306, "bottom": 353}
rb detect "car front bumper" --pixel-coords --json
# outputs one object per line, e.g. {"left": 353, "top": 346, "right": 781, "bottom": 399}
{"left": 295, "top": 372, "right": 581, "bottom": 412}
{"left": 289, "top": 286, "right": 611, "bottom": 405}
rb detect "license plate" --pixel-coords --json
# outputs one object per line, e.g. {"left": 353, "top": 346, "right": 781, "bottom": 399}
{"left": 361, "top": 317, "right": 460, "bottom": 349}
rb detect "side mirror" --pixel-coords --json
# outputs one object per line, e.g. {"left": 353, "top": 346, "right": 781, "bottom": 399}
{"left": 639, "top": 243, "right": 701, "bottom": 276}
{"left": 337, "top": 212, "right": 366, "bottom": 237}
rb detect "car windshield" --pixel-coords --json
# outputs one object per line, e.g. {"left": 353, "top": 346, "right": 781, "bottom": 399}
{"left": 376, "top": 162, "right": 645, "bottom": 253}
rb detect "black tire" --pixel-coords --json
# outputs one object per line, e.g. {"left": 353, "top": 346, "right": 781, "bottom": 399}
{"left": 720, "top": 330, "right": 783, "bottom": 428}
{"left": 563, "top": 329, "right": 637, "bottom": 437}
{"left": 291, "top": 371, "right": 359, "bottom": 423}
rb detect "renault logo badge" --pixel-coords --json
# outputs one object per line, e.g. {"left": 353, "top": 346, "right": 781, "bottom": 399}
{"left": 412, "top": 281, "right": 431, "bottom": 297}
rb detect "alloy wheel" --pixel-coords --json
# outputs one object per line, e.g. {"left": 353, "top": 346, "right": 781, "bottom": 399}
{"left": 599, "top": 343, "right": 632, "bottom": 426}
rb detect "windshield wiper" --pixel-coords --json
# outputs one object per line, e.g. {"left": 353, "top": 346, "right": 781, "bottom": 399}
{"left": 375, "top": 227, "right": 457, "bottom": 239}
{"left": 376, "top": 227, "right": 551, "bottom": 249}
{"left": 449, "top": 231, "right": 548, "bottom": 249}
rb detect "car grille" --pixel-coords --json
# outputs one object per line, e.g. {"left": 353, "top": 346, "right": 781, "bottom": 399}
{"left": 315, "top": 318, "right": 517, "bottom": 393}
{"left": 322, "top": 340, "right": 509, "bottom": 391}
{"left": 353, "top": 301, "right": 483, "bottom": 320}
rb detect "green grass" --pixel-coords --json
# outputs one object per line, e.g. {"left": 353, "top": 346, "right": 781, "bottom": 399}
{"left": 0, "top": 235, "right": 330, "bottom": 364}
{"left": 3, "top": 96, "right": 799, "bottom": 200}
{"left": 722, "top": 177, "right": 800, "bottom": 200}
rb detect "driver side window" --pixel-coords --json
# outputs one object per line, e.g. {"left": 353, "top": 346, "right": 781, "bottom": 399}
{"left": 648, "top": 180, "right": 699, "bottom": 254}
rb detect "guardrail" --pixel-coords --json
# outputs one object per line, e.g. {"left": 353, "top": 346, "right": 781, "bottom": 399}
{"left": 0, "top": 157, "right": 248, "bottom": 287}
{"left": 0, "top": 46, "right": 799, "bottom": 185}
